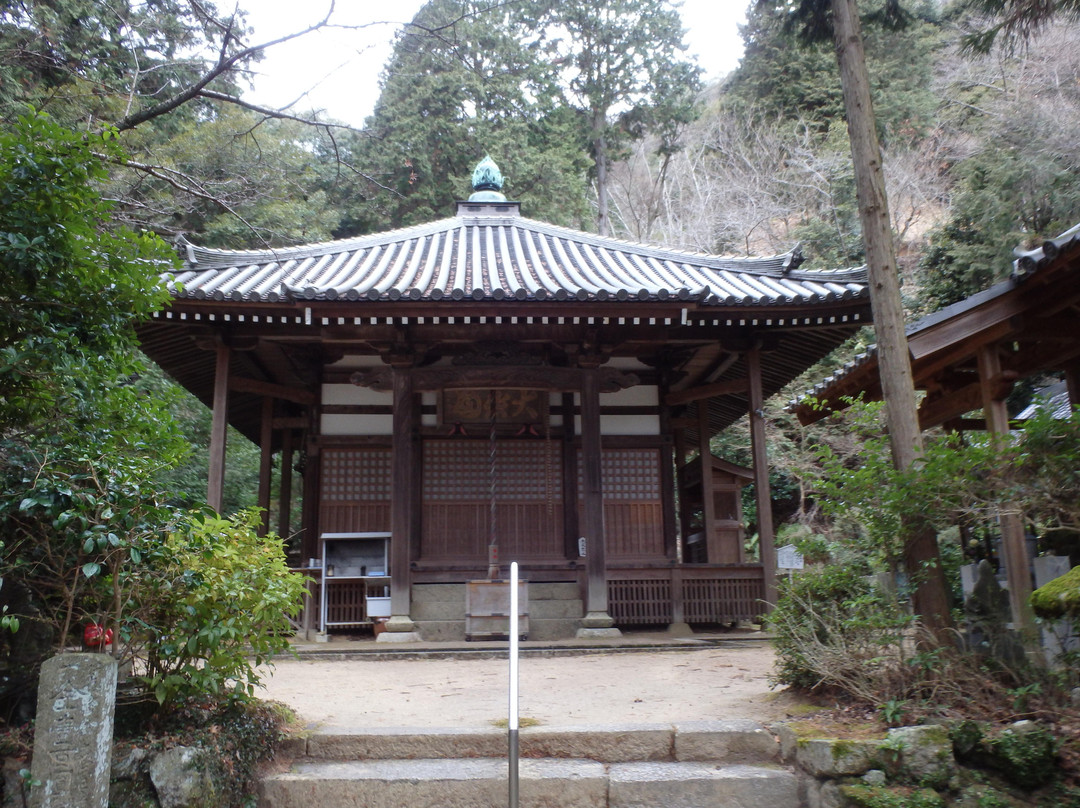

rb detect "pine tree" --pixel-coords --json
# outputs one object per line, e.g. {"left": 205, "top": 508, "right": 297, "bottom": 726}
{"left": 352, "top": 0, "right": 591, "bottom": 230}
{"left": 537, "top": 0, "right": 701, "bottom": 236}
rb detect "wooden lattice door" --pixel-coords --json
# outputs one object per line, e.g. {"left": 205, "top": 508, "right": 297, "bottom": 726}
{"left": 421, "top": 439, "right": 564, "bottom": 563}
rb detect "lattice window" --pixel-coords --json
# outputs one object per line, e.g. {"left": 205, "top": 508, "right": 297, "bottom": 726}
{"left": 321, "top": 449, "right": 392, "bottom": 501}
{"left": 578, "top": 448, "right": 661, "bottom": 500}
{"left": 423, "top": 440, "right": 562, "bottom": 502}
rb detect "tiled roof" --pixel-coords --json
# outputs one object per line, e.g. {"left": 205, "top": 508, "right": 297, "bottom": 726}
{"left": 171, "top": 204, "right": 868, "bottom": 307}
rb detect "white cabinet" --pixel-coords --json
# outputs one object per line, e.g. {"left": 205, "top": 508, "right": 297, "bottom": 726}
{"left": 318, "top": 532, "right": 391, "bottom": 633}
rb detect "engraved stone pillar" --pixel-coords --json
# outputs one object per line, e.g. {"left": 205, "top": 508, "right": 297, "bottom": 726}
{"left": 30, "top": 653, "right": 118, "bottom": 808}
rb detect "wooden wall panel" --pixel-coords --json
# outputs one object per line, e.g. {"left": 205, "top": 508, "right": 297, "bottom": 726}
{"left": 604, "top": 503, "right": 665, "bottom": 559}
{"left": 576, "top": 447, "right": 666, "bottom": 561}
{"left": 420, "top": 503, "right": 565, "bottom": 562}
{"left": 319, "top": 447, "right": 392, "bottom": 533}
{"left": 319, "top": 504, "right": 391, "bottom": 534}
{"left": 421, "top": 440, "right": 564, "bottom": 562}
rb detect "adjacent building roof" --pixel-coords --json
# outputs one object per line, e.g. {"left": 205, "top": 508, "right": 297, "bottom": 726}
{"left": 171, "top": 201, "right": 869, "bottom": 308}
{"left": 794, "top": 222, "right": 1080, "bottom": 427}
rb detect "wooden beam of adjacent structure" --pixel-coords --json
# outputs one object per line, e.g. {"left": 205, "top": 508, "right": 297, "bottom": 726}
{"left": 230, "top": 377, "right": 315, "bottom": 406}
{"left": 207, "top": 343, "right": 231, "bottom": 513}
{"left": 977, "top": 345, "right": 1035, "bottom": 637}
{"left": 917, "top": 372, "right": 1018, "bottom": 430}
{"left": 748, "top": 348, "right": 777, "bottom": 609}
{"left": 664, "top": 377, "right": 749, "bottom": 407}
{"left": 257, "top": 396, "right": 274, "bottom": 537}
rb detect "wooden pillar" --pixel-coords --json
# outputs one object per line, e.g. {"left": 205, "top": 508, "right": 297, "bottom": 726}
{"left": 257, "top": 396, "right": 274, "bottom": 537}
{"left": 1065, "top": 361, "right": 1080, "bottom": 411}
{"left": 659, "top": 441, "right": 678, "bottom": 562}
{"left": 977, "top": 345, "right": 1036, "bottom": 635}
{"left": 386, "top": 367, "right": 417, "bottom": 635}
{"left": 748, "top": 347, "right": 778, "bottom": 609}
{"left": 300, "top": 438, "right": 320, "bottom": 562}
{"left": 278, "top": 428, "right": 294, "bottom": 539}
{"left": 657, "top": 371, "right": 678, "bottom": 562}
{"left": 207, "top": 343, "right": 231, "bottom": 513}
{"left": 697, "top": 402, "right": 720, "bottom": 563}
{"left": 561, "top": 392, "right": 580, "bottom": 559}
{"left": 579, "top": 367, "right": 616, "bottom": 632}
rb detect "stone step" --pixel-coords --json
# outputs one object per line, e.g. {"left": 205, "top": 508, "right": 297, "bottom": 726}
{"left": 528, "top": 581, "right": 580, "bottom": 600}
{"left": 527, "top": 617, "right": 582, "bottom": 640}
{"left": 412, "top": 584, "right": 465, "bottom": 603}
{"left": 412, "top": 599, "right": 582, "bottom": 622}
{"left": 296, "top": 721, "right": 778, "bottom": 765}
{"left": 414, "top": 616, "right": 582, "bottom": 641}
{"left": 529, "top": 598, "right": 582, "bottom": 619}
{"left": 258, "top": 758, "right": 798, "bottom": 808}
{"left": 411, "top": 582, "right": 579, "bottom": 603}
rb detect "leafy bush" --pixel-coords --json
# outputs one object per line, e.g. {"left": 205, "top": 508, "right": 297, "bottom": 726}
{"left": 768, "top": 564, "right": 913, "bottom": 695}
{"left": 951, "top": 719, "right": 1061, "bottom": 791}
{"left": 135, "top": 509, "right": 306, "bottom": 707}
{"left": 840, "top": 785, "right": 945, "bottom": 808}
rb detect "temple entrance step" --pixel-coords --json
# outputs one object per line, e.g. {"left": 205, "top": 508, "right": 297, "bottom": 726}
{"left": 257, "top": 758, "right": 798, "bottom": 808}
{"left": 258, "top": 721, "right": 797, "bottom": 808}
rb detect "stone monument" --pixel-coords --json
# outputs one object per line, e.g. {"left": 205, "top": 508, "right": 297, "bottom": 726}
{"left": 29, "top": 653, "right": 118, "bottom": 808}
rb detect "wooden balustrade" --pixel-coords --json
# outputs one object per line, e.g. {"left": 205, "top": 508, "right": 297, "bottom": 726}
{"left": 607, "top": 565, "right": 766, "bottom": 625}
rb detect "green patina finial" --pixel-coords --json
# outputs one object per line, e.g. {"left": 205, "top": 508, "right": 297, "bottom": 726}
{"left": 469, "top": 155, "right": 507, "bottom": 202}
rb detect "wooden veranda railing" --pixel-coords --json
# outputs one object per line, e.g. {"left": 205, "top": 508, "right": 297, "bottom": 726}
{"left": 607, "top": 565, "right": 767, "bottom": 625}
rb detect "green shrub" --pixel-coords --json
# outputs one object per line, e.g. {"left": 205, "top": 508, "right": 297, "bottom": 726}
{"left": 984, "top": 723, "right": 1059, "bottom": 790}
{"left": 768, "top": 564, "right": 912, "bottom": 696}
{"left": 840, "top": 784, "right": 945, "bottom": 808}
{"left": 135, "top": 509, "right": 306, "bottom": 707}
{"left": 950, "top": 719, "right": 1060, "bottom": 791}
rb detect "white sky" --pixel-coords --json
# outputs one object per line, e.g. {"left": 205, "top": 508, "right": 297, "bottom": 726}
{"left": 238, "top": 1, "right": 748, "bottom": 127}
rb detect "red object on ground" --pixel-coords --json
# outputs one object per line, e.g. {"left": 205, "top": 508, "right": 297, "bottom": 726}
{"left": 83, "top": 624, "right": 113, "bottom": 647}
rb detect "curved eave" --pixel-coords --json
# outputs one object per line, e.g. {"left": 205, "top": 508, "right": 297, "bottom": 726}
{"left": 170, "top": 214, "right": 868, "bottom": 308}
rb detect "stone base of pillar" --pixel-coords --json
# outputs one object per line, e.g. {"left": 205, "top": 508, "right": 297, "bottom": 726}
{"left": 376, "top": 630, "right": 422, "bottom": 643}
{"left": 665, "top": 621, "right": 694, "bottom": 637}
{"left": 577, "top": 611, "right": 621, "bottom": 639}
{"left": 384, "top": 615, "right": 417, "bottom": 633}
{"left": 580, "top": 611, "right": 616, "bottom": 629}
{"left": 576, "top": 626, "right": 623, "bottom": 639}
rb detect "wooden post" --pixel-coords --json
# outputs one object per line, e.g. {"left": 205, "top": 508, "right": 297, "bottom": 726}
{"left": 748, "top": 347, "right": 778, "bottom": 609}
{"left": 1065, "top": 361, "right": 1080, "bottom": 411}
{"left": 207, "top": 343, "right": 231, "bottom": 513}
{"left": 671, "top": 565, "right": 685, "bottom": 625}
{"left": 257, "top": 396, "right": 274, "bottom": 537}
{"left": 656, "top": 368, "right": 678, "bottom": 563}
{"left": 278, "top": 428, "right": 294, "bottom": 539}
{"left": 977, "top": 345, "right": 1036, "bottom": 635}
{"left": 386, "top": 368, "right": 417, "bottom": 635}
{"left": 697, "top": 402, "right": 720, "bottom": 563}
{"left": 579, "top": 367, "right": 616, "bottom": 632}
{"left": 561, "top": 392, "right": 580, "bottom": 559}
{"left": 659, "top": 441, "right": 678, "bottom": 561}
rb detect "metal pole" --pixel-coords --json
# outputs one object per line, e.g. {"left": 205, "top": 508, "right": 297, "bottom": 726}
{"left": 509, "top": 561, "right": 519, "bottom": 808}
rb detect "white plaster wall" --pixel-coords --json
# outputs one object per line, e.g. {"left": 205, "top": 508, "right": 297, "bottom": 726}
{"left": 320, "top": 381, "right": 393, "bottom": 435}
{"left": 322, "top": 384, "right": 393, "bottom": 406}
{"left": 320, "top": 414, "right": 394, "bottom": 435}
{"left": 570, "top": 384, "right": 661, "bottom": 436}
{"left": 422, "top": 392, "right": 438, "bottom": 427}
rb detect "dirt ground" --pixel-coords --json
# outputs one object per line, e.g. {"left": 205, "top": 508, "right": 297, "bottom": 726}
{"left": 256, "top": 641, "right": 801, "bottom": 731}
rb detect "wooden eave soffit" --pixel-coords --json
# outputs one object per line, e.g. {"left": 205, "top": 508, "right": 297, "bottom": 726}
{"left": 229, "top": 377, "right": 315, "bottom": 406}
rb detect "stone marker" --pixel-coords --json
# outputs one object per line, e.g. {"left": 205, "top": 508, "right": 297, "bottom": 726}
{"left": 29, "top": 653, "right": 118, "bottom": 808}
